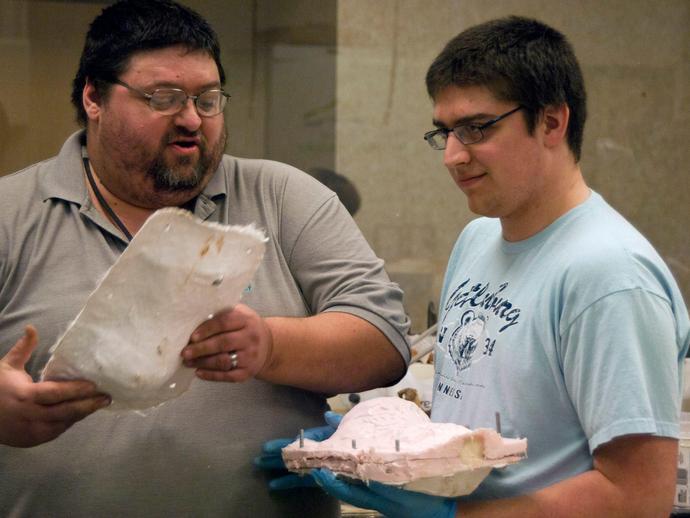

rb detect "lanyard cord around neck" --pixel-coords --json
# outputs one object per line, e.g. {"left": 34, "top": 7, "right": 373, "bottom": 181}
{"left": 82, "top": 156, "right": 133, "bottom": 242}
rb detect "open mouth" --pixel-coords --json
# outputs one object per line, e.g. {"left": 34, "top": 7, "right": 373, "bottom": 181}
{"left": 172, "top": 140, "right": 198, "bottom": 149}
{"left": 168, "top": 139, "right": 201, "bottom": 156}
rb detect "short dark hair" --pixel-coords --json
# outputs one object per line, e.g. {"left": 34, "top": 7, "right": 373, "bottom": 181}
{"left": 426, "top": 16, "right": 587, "bottom": 161}
{"left": 71, "top": 0, "right": 225, "bottom": 126}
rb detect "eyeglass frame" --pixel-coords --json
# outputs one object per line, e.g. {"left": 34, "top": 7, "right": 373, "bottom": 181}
{"left": 423, "top": 105, "right": 523, "bottom": 150}
{"left": 109, "top": 78, "right": 230, "bottom": 117}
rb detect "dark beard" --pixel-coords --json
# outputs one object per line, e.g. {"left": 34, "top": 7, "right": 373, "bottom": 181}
{"left": 146, "top": 129, "right": 225, "bottom": 193}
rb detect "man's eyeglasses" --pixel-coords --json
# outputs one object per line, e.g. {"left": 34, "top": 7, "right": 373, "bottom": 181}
{"left": 111, "top": 79, "right": 230, "bottom": 117}
{"left": 423, "top": 105, "right": 523, "bottom": 150}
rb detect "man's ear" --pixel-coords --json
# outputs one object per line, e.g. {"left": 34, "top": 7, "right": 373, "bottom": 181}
{"left": 82, "top": 79, "right": 102, "bottom": 121}
{"left": 541, "top": 103, "right": 569, "bottom": 148}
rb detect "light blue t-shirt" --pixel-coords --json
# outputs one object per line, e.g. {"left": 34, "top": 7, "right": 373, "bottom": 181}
{"left": 432, "top": 191, "right": 690, "bottom": 500}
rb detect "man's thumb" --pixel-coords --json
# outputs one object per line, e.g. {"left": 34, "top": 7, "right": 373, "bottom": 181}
{"left": 3, "top": 325, "right": 39, "bottom": 369}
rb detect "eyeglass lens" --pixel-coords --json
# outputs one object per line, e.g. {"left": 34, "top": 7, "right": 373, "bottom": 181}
{"left": 149, "top": 89, "right": 227, "bottom": 116}
{"left": 424, "top": 126, "right": 484, "bottom": 150}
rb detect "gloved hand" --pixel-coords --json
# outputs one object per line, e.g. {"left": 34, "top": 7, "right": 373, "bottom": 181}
{"left": 255, "top": 410, "right": 342, "bottom": 490}
{"left": 311, "top": 468, "right": 457, "bottom": 518}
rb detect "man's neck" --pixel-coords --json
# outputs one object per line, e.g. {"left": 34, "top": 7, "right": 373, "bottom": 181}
{"left": 84, "top": 163, "right": 155, "bottom": 238}
{"left": 501, "top": 163, "right": 590, "bottom": 242}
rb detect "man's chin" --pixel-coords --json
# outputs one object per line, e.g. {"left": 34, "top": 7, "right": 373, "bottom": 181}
{"left": 150, "top": 161, "right": 206, "bottom": 191}
{"left": 149, "top": 140, "right": 223, "bottom": 199}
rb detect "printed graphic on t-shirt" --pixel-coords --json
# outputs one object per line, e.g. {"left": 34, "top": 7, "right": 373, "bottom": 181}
{"left": 436, "top": 278, "right": 521, "bottom": 392}
{"left": 445, "top": 309, "right": 486, "bottom": 373}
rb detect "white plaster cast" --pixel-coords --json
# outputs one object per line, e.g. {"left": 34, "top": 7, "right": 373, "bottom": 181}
{"left": 42, "top": 208, "right": 266, "bottom": 410}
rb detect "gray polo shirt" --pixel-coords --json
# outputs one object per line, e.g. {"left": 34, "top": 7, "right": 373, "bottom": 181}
{"left": 0, "top": 131, "right": 410, "bottom": 517}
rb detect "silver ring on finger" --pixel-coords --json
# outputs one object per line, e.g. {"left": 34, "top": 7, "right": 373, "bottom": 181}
{"left": 229, "top": 351, "right": 239, "bottom": 370}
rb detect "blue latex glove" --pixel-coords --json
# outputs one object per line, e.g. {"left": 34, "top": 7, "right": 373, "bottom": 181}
{"left": 254, "top": 410, "right": 342, "bottom": 490}
{"left": 312, "top": 468, "right": 457, "bottom": 518}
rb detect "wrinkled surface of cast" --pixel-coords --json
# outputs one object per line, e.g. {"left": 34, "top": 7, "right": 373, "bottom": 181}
{"left": 41, "top": 208, "right": 266, "bottom": 411}
{"left": 282, "top": 397, "right": 527, "bottom": 497}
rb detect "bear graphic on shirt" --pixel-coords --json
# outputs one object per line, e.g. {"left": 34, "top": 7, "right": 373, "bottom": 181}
{"left": 447, "top": 309, "right": 487, "bottom": 373}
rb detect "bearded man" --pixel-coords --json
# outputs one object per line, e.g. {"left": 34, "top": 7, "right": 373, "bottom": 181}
{"left": 0, "top": 1, "right": 410, "bottom": 516}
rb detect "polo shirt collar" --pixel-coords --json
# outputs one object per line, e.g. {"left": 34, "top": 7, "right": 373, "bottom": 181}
{"left": 190, "top": 153, "right": 228, "bottom": 221}
{"left": 39, "top": 130, "right": 89, "bottom": 205}
{"left": 199, "top": 157, "right": 227, "bottom": 198}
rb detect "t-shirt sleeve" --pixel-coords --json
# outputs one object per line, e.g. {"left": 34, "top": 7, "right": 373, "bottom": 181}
{"left": 278, "top": 172, "right": 411, "bottom": 364}
{"left": 560, "top": 287, "right": 681, "bottom": 452}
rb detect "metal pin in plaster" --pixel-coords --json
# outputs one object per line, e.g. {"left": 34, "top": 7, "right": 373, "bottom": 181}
{"left": 299, "top": 429, "right": 304, "bottom": 448}
{"left": 495, "top": 412, "right": 502, "bottom": 435}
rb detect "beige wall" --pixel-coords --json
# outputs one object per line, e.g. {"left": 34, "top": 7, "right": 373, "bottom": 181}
{"left": 0, "top": 1, "right": 687, "bottom": 333}
{"left": 0, "top": 2, "right": 97, "bottom": 174}
{"left": 337, "top": 0, "right": 690, "bottom": 331}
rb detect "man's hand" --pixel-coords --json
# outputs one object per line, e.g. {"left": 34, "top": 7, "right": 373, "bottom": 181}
{"left": 312, "top": 468, "right": 457, "bottom": 518}
{"left": 181, "top": 304, "right": 273, "bottom": 382}
{"left": 255, "top": 411, "right": 343, "bottom": 490}
{"left": 0, "top": 325, "right": 111, "bottom": 448}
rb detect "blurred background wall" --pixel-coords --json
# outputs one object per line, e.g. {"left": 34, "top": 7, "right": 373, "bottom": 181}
{"left": 0, "top": 0, "right": 687, "bottom": 333}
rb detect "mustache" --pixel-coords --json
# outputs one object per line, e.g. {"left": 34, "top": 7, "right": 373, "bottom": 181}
{"left": 167, "top": 128, "right": 200, "bottom": 138}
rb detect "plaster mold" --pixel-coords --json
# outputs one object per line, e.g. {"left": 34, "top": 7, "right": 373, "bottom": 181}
{"left": 42, "top": 208, "right": 266, "bottom": 410}
{"left": 283, "top": 396, "right": 526, "bottom": 497}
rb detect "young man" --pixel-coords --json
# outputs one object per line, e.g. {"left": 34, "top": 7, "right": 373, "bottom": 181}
{"left": 307, "top": 16, "right": 690, "bottom": 517}
{"left": 0, "top": 1, "right": 409, "bottom": 516}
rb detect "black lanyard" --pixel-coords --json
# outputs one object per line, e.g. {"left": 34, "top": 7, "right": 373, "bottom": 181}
{"left": 82, "top": 156, "right": 133, "bottom": 241}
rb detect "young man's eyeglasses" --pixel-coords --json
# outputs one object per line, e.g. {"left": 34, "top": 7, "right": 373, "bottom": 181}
{"left": 110, "top": 79, "right": 230, "bottom": 117}
{"left": 423, "top": 106, "right": 523, "bottom": 150}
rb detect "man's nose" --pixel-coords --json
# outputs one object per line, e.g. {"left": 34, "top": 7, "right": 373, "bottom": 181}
{"left": 174, "top": 98, "right": 203, "bottom": 131}
{"left": 443, "top": 132, "right": 471, "bottom": 169}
